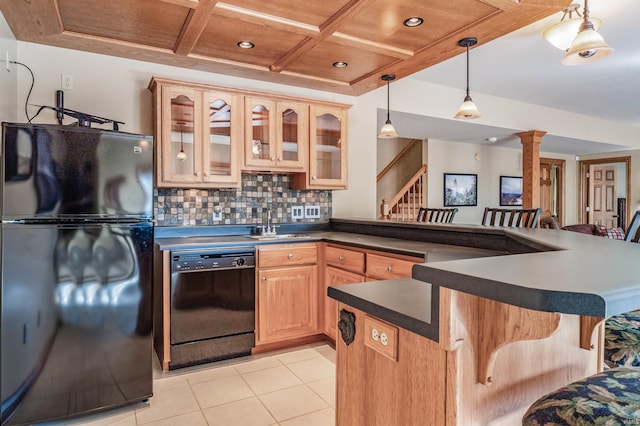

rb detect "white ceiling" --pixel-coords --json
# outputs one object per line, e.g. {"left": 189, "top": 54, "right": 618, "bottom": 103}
{"left": 399, "top": 0, "right": 640, "bottom": 155}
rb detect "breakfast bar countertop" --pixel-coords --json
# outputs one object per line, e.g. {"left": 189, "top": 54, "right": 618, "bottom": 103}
{"left": 327, "top": 218, "right": 640, "bottom": 324}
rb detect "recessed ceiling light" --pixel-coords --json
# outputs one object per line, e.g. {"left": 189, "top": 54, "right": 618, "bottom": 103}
{"left": 333, "top": 61, "right": 348, "bottom": 68}
{"left": 403, "top": 17, "right": 424, "bottom": 28}
{"left": 237, "top": 41, "right": 255, "bottom": 49}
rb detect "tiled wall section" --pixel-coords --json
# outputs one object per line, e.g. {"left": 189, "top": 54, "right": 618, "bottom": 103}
{"left": 154, "top": 174, "right": 332, "bottom": 226}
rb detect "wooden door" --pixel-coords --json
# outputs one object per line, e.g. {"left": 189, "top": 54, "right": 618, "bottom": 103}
{"left": 257, "top": 265, "right": 319, "bottom": 343}
{"left": 324, "top": 266, "right": 365, "bottom": 339}
{"left": 539, "top": 158, "right": 564, "bottom": 225}
{"left": 589, "top": 165, "right": 617, "bottom": 227}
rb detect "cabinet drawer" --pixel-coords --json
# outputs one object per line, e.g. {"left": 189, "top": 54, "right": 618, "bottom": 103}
{"left": 325, "top": 245, "right": 365, "bottom": 274}
{"left": 258, "top": 244, "right": 318, "bottom": 268}
{"left": 366, "top": 253, "right": 419, "bottom": 280}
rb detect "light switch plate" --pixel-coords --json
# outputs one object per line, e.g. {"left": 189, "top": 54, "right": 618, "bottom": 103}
{"left": 292, "top": 205, "right": 304, "bottom": 220}
{"left": 304, "top": 205, "right": 321, "bottom": 219}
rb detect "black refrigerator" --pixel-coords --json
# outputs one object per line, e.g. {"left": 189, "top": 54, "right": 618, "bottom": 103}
{"left": 0, "top": 122, "right": 154, "bottom": 425}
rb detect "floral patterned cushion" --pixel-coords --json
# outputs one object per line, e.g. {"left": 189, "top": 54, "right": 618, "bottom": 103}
{"left": 605, "top": 310, "right": 640, "bottom": 368}
{"left": 522, "top": 368, "right": 640, "bottom": 425}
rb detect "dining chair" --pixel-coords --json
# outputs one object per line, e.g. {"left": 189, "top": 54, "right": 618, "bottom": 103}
{"left": 624, "top": 210, "right": 640, "bottom": 243}
{"left": 416, "top": 207, "right": 458, "bottom": 224}
{"left": 481, "top": 207, "right": 542, "bottom": 228}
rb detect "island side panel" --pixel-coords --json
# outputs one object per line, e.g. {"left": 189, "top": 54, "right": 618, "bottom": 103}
{"left": 443, "top": 288, "right": 602, "bottom": 425}
{"left": 335, "top": 303, "right": 446, "bottom": 426}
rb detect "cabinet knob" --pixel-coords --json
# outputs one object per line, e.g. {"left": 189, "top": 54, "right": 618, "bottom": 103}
{"left": 312, "top": 176, "right": 317, "bottom": 180}
{"left": 194, "top": 171, "right": 200, "bottom": 177}
{"left": 262, "top": 277, "right": 267, "bottom": 282}
{"left": 204, "top": 172, "right": 209, "bottom": 177}
{"left": 288, "top": 253, "right": 293, "bottom": 259}
{"left": 271, "top": 156, "right": 276, "bottom": 161}
{"left": 278, "top": 156, "right": 283, "bottom": 162}
{"left": 338, "top": 255, "right": 344, "bottom": 261}
{"left": 387, "top": 266, "right": 393, "bottom": 272}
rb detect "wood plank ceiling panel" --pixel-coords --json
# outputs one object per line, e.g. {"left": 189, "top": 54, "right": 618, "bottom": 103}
{"left": 0, "top": 0, "right": 571, "bottom": 95}
{"left": 57, "top": 0, "right": 189, "bottom": 50}
{"left": 340, "top": 0, "right": 499, "bottom": 51}
{"left": 192, "top": 15, "right": 309, "bottom": 68}
{"left": 284, "top": 40, "right": 399, "bottom": 83}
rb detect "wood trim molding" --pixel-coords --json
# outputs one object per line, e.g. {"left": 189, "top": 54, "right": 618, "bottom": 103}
{"left": 477, "top": 297, "right": 561, "bottom": 385}
{"left": 578, "top": 156, "right": 632, "bottom": 227}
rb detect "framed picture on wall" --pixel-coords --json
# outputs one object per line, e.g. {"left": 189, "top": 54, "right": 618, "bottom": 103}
{"left": 499, "top": 176, "right": 523, "bottom": 206}
{"left": 444, "top": 173, "right": 477, "bottom": 207}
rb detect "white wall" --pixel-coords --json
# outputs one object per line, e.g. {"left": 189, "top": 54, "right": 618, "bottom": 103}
{"left": 427, "top": 140, "right": 577, "bottom": 224}
{"left": 0, "top": 11, "right": 17, "bottom": 123}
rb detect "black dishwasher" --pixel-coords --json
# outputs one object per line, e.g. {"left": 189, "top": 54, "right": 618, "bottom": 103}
{"left": 169, "top": 248, "right": 255, "bottom": 369}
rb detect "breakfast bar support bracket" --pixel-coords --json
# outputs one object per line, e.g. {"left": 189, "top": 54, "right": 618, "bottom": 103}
{"left": 477, "top": 297, "right": 561, "bottom": 385}
{"left": 579, "top": 315, "right": 605, "bottom": 351}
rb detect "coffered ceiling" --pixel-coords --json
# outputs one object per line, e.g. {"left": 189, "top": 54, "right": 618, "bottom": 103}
{"left": 0, "top": 0, "right": 570, "bottom": 95}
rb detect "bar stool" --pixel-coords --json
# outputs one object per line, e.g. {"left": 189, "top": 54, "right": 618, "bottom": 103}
{"left": 605, "top": 310, "right": 640, "bottom": 368}
{"left": 522, "top": 367, "right": 640, "bottom": 425}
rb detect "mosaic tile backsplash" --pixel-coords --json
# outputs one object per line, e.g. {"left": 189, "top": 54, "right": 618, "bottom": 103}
{"left": 154, "top": 174, "right": 332, "bottom": 226}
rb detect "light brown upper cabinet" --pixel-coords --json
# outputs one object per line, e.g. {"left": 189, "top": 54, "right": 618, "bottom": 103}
{"left": 150, "top": 79, "right": 242, "bottom": 188}
{"left": 293, "top": 104, "right": 348, "bottom": 189}
{"left": 244, "top": 97, "right": 308, "bottom": 172}
{"left": 151, "top": 77, "right": 349, "bottom": 188}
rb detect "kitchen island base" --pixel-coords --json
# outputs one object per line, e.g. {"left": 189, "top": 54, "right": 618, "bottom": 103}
{"left": 335, "top": 288, "right": 603, "bottom": 426}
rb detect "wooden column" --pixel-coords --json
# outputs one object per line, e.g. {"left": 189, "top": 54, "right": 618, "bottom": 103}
{"left": 517, "top": 130, "right": 546, "bottom": 209}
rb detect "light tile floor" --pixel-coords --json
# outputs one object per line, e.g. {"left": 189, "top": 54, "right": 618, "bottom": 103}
{"left": 43, "top": 343, "right": 336, "bottom": 426}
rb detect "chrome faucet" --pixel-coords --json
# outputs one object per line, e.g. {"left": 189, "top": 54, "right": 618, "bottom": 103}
{"left": 258, "top": 209, "right": 278, "bottom": 236}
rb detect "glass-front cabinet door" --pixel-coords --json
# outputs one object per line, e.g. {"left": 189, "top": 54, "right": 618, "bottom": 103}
{"left": 308, "top": 104, "right": 348, "bottom": 188}
{"left": 244, "top": 97, "right": 276, "bottom": 168}
{"left": 276, "top": 101, "right": 307, "bottom": 171}
{"left": 202, "top": 90, "right": 241, "bottom": 186}
{"left": 161, "top": 86, "right": 202, "bottom": 185}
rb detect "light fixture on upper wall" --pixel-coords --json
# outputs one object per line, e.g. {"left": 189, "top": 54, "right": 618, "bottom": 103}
{"left": 454, "top": 37, "right": 481, "bottom": 120}
{"left": 176, "top": 122, "right": 187, "bottom": 161}
{"left": 378, "top": 74, "right": 398, "bottom": 139}
{"left": 542, "top": 3, "right": 602, "bottom": 51}
{"left": 562, "top": 0, "right": 613, "bottom": 65}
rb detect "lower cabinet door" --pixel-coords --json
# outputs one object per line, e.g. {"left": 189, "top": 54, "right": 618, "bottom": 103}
{"left": 258, "top": 265, "right": 319, "bottom": 343}
{"left": 324, "top": 266, "right": 365, "bottom": 340}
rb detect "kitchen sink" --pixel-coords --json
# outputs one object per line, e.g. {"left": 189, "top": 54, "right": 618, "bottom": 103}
{"left": 245, "top": 234, "right": 311, "bottom": 240}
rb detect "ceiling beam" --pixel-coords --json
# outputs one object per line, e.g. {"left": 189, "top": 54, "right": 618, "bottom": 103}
{"left": 269, "top": 0, "right": 373, "bottom": 73}
{"left": 173, "top": 0, "right": 219, "bottom": 56}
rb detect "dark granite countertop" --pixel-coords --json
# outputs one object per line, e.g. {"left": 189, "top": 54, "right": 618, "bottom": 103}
{"left": 329, "top": 218, "right": 640, "bottom": 319}
{"left": 155, "top": 218, "right": 640, "bottom": 341}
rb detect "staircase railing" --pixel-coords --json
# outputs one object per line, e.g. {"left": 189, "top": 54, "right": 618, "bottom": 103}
{"left": 380, "top": 165, "right": 427, "bottom": 221}
{"left": 377, "top": 139, "right": 420, "bottom": 183}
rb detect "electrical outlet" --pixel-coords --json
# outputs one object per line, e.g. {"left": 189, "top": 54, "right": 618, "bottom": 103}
{"left": 212, "top": 206, "right": 223, "bottom": 221}
{"left": 61, "top": 74, "right": 73, "bottom": 90}
{"left": 304, "top": 205, "right": 321, "bottom": 219}
{"left": 291, "top": 205, "right": 304, "bottom": 220}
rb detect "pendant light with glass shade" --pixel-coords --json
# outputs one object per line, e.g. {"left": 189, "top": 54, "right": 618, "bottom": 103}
{"left": 562, "top": 0, "right": 613, "bottom": 65}
{"left": 176, "top": 122, "right": 187, "bottom": 161}
{"left": 542, "top": 3, "right": 602, "bottom": 51}
{"left": 454, "top": 37, "right": 481, "bottom": 120}
{"left": 378, "top": 74, "right": 398, "bottom": 139}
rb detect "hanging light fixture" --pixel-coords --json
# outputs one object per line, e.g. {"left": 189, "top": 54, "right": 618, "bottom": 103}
{"left": 176, "top": 122, "right": 187, "bottom": 161}
{"left": 378, "top": 74, "right": 398, "bottom": 139}
{"left": 542, "top": 3, "right": 602, "bottom": 51}
{"left": 563, "top": 0, "right": 613, "bottom": 65}
{"left": 454, "top": 37, "right": 481, "bottom": 120}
